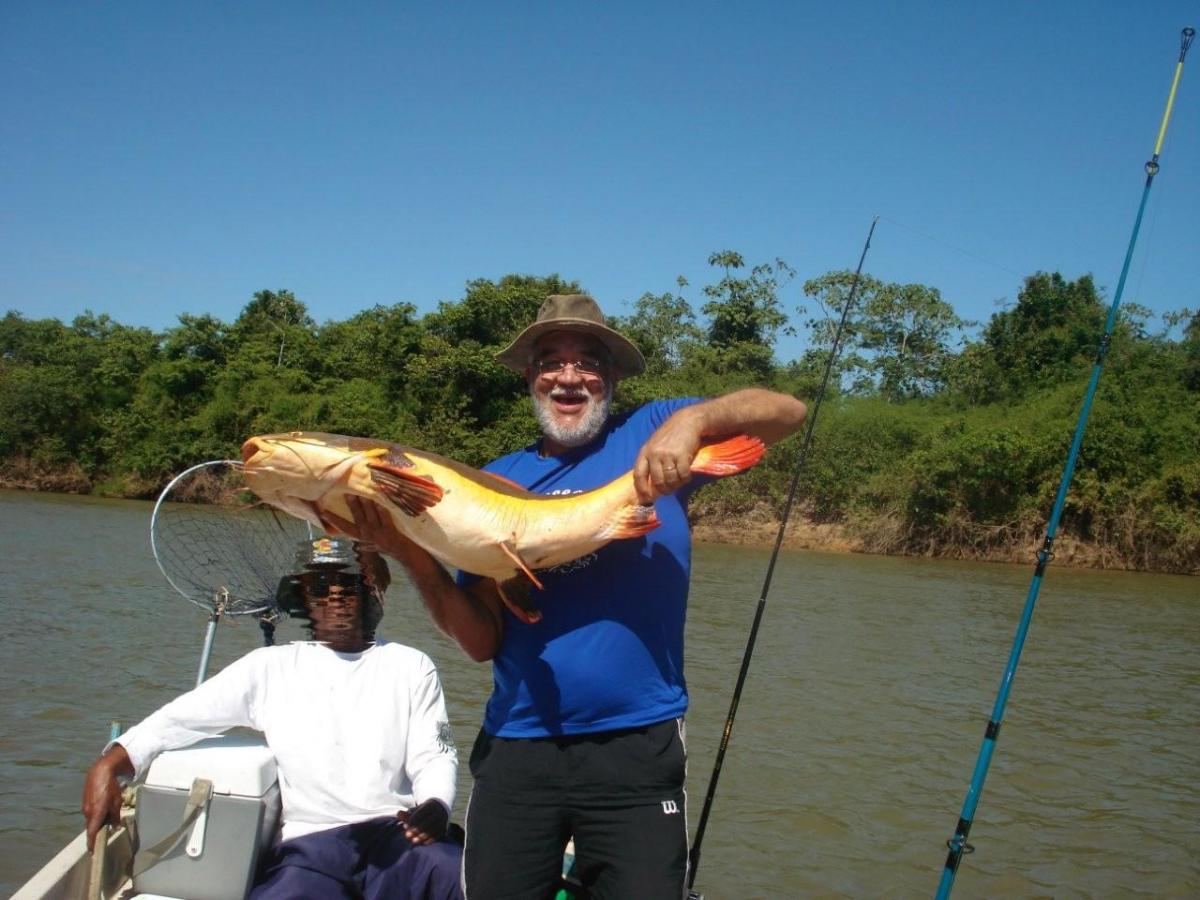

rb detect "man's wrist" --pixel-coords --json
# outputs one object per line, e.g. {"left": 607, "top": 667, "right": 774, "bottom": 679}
{"left": 670, "top": 402, "right": 706, "bottom": 433}
{"left": 415, "top": 797, "right": 451, "bottom": 814}
{"left": 97, "top": 742, "right": 136, "bottom": 779}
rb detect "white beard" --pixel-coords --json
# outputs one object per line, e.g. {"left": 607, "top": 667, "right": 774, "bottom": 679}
{"left": 531, "top": 383, "right": 613, "bottom": 449}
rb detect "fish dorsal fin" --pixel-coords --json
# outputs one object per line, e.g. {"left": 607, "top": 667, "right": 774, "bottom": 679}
{"left": 594, "top": 504, "right": 660, "bottom": 540}
{"left": 496, "top": 574, "right": 542, "bottom": 624}
{"left": 481, "top": 470, "right": 526, "bottom": 492}
{"left": 367, "top": 462, "right": 444, "bottom": 517}
{"left": 690, "top": 434, "right": 766, "bottom": 476}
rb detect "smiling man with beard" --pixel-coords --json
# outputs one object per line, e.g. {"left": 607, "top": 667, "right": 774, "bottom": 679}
{"left": 526, "top": 330, "right": 614, "bottom": 450}
{"left": 343, "top": 293, "right": 807, "bottom": 899}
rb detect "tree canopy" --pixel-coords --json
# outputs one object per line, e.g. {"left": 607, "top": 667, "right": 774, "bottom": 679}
{"left": 2, "top": 262, "right": 1195, "bottom": 573}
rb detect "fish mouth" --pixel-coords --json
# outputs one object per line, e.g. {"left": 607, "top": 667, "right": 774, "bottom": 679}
{"left": 240, "top": 434, "right": 362, "bottom": 486}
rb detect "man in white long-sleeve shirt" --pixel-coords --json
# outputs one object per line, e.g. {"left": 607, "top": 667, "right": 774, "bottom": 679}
{"left": 82, "top": 538, "right": 463, "bottom": 900}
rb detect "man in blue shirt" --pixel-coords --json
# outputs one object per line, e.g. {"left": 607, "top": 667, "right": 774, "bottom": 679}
{"left": 344, "top": 294, "right": 806, "bottom": 898}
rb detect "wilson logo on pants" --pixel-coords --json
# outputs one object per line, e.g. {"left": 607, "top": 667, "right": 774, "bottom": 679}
{"left": 661, "top": 800, "right": 680, "bottom": 814}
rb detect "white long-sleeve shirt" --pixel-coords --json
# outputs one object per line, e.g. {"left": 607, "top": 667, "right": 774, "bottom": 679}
{"left": 115, "top": 640, "right": 458, "bottom": 841}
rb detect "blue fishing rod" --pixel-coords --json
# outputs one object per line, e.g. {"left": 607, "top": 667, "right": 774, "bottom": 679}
{"left": 936, "top": 26, "right": 1194, "bottom": 899}
{"left": 687, "top": 216, "right": 878, "bottom": 898}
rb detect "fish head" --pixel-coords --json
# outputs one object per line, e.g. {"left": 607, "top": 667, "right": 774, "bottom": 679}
{"left": 241, "top": 432, "right": 365, "bottom": 523}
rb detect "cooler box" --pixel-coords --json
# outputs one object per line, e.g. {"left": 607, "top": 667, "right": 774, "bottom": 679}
{"left": 134, "top": 733, "right": 281, "bottom": 900}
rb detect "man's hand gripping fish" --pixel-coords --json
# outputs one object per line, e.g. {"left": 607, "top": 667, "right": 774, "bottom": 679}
{"left": 241, "top": 432, "right": 765, "bottom": 623}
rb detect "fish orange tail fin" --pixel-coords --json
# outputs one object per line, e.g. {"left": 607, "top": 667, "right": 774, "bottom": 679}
{"left": 690, "top": 434, "right": 766, "bottom": 476}
{"left": 595, "top": 504, "right": 661, "bottom": 540}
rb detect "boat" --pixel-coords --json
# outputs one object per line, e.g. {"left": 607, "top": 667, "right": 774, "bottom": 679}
{"left": 12, "top": 824, "right": 134, "bottom": 900}
{"left": 13, "top": 734, "right": 282, "bottom": 900}
{"left": 12, "top": 733, "right": 588, "bottom": 900}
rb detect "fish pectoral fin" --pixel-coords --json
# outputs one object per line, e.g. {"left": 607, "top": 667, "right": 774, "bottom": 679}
{"left": 305, "top": 500, "right": 342, "bottom": 534}
{"left": 496, "top": 575, "right": 542, "bottom": 625}
{"left": 690, "top": 434, "right": 766, "bottom": 476}
{"left": 498, "top": 541, "right": 543, "bottom": 590}
{"left": 367, "top": 463, "right": 444, "bottom": 517}
{"left": 595, "top": 504, "right": 660, "bottom": 540}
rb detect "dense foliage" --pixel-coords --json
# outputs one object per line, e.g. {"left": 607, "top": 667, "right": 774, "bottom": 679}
{"left": 2, "top": 256, "right": 1196, "bottom": 573}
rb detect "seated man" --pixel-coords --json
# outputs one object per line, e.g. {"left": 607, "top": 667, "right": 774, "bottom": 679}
{"left": 82, "top": 537, "right": 463, "bottom": 900}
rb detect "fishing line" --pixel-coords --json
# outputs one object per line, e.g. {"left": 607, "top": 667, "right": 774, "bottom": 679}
{"left": 686, "top": 216, "right": 878, "bottom": 897}
{"left": 935, "top": 26, "right": 1194, "bottom": 899}
{"left": 1130, "top": 154, "right": 1168, "bottom": 311}
{"left": 878, "top": 214, "right": 1025, "bottom": 280}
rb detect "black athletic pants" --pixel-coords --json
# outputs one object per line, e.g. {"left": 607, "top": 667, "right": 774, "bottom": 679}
{"left": 463, "top": 719, "right": 689, "bottom": 899}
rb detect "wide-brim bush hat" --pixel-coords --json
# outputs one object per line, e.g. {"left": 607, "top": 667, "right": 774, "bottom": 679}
{"left": 496, "top": 293, "right": 646, "bottom": 377}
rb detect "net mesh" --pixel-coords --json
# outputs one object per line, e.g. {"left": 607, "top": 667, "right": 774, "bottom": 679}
{"left": 150, "top": 460, "right": 314, "bottom": 615}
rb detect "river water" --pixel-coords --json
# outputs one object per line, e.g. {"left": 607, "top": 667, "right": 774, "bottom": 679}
{"left": 1, "top": 488, "right": 1196, "bottom": 898}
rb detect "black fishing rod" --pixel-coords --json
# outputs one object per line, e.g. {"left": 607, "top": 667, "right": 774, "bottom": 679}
{"left": 935, "top": 26, "right": 1194, "bottom": 899}
{"left": 686, "top": 216, "right": 878, "bottom": 897}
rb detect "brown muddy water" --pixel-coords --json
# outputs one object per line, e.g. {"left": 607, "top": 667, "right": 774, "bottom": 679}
{"left": 1, "top": 489, "right": 1196, "bottom": 898}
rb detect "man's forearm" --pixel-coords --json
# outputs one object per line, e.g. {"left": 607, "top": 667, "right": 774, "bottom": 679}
{"left": 389, "top": 541, "right": 503, "bottom": 662}
{"left": 97, "top": 743, "right": 135, "bottom": 780}
{"left": 691, "top": 388, "right": 807, "bottom": 445}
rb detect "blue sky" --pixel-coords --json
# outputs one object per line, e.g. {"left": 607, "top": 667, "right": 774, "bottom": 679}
{"left": 3, "top": 2, "right": 1197, "bottom": 362}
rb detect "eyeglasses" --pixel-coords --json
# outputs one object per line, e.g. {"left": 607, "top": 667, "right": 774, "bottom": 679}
{"left": 276, "top": 571, "right": 375, "bottom": 614}
{"left": 533, "top": 357, "right": 607, "bottom": 377}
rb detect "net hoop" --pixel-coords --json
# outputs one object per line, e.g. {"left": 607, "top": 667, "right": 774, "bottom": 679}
{"left": 149, "top": 459, "right": 312, "bottom": 616}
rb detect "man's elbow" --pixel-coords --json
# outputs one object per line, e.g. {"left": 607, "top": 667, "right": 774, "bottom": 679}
{"left": 451, "top": 620, "right": 501, "bottom": 662}
{"left": 783, "top": 396, "right": 808, "bottom": 432}
{"left": 756, "top": 392, "right": 808, "bottom": 444}
{"left": 465, "top": 643, "right": 498, "bottom": 663}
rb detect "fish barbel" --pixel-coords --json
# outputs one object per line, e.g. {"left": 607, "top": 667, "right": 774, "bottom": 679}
{"left": 241, "top": 431, "right": 765, "bottom": 621}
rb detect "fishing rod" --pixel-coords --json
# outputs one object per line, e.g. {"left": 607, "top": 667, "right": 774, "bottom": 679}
{"left": 687, "top": 216, "right": 878, "bottom": 897}
{"left": 935, "top": 26, "right": 1194, "bottom": 899}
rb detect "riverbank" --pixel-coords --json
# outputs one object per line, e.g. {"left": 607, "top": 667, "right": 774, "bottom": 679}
{"left": 6, "top": 475, "right": 1189, "bottom": 575}
{"left": 691, "top": 518, "right": 1156, "bottom": 572}
{"left": 691, "top": 496, "right": 1197, "bottom": 575}
{"left": 0, "top": 465, "right": 94, "bottom": 495}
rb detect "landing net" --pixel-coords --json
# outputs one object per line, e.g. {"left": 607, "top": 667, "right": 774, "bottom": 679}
{"left": 150, "top": 460, "right": 313, "bottom": 617}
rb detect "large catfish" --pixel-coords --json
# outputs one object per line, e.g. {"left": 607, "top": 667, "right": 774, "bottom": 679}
{"left": 241, "top": 431, "right": 764, "bottom": 621}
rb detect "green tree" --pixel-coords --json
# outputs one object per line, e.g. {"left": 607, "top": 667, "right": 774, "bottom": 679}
{"left": 613, "top": 281, "right": 703, "bottom": 375}
{"left": 163, "top": 313, "right": 230, "bottom": 364}
{"left": 0, "top": 312, "right": 157, "bottom": 473}
{"left": 701, "top": 251, "right": 795, "bottom": 376}
{"left": 1182, "top": 309, "right": 1200, "bottom": 391}
{"left": 230, "top": 289, "right": 318, "bottom": 370}
{"left": 410, "top": 275, "right": 583, "bottom": 439}
{"left": 0, "top": 364, "right": 94, "bottom": 464}
{"left": 803, "top": 272, "right": 968, "bottom": 400}
{"left": 0, "top": 311, "right": 73, "bottom": 365}
{"left": 422, "top": 274, "right": 579, "bottom": 349}
{"left": 317, "top": 303, "right": 422, "bottom": 387}
{"left": 143, "top": 314, "right": 232, "bottom": 419}
{"left": 975, "top": 272, "right": 1106, "bottom": 398}
{"left": 72, "top": 313, "right": 160, "bottom": 410}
